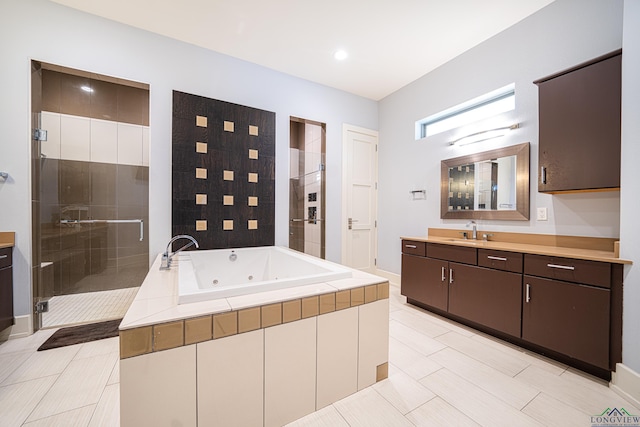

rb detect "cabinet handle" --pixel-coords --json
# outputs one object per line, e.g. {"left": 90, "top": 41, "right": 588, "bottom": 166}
{"left": 441, "top": 266, "right": 446, "bottom": 282}
{"left": 0, "top": 255, "right": 6, "bottom": 260}
{"left": 449, "top": 268, "right": 454, "bottom": 284}
{"left": 526, "top": 284, "right": 531, "bottom": 303}
{"left": 487, "top": 255, "right": 507, "bottom": 261}
{"left": 546, "top": 263, "right": 575, "bottom": 271}
{"left": 405, "top": 244, "right": 417, "bottom": 249}
{"left": 541, "top": 166, "right": 547, "bottom": 184}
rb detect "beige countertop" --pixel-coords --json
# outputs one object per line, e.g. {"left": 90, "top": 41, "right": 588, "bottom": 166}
{"left": 120, "top": 252, "right": 388, "bottom": 331}
{"left": 0, "top": 232, "right": 15, "bottom": 249}
{"left": 402, "top": 229, "right": 631, "bottom": 265}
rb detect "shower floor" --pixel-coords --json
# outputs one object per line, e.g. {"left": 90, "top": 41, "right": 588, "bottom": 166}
{"left": 41, "top": 287, "right": 139, "bottom": 328}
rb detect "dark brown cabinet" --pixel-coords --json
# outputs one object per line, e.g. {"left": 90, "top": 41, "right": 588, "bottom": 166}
{"left": 448, "top": 263, "right": 522, "bottom": 337}
{"left": 401, "top": 241, "right": 521, "bottom": 337}
{"left": 400, "top": 239, "right": 622, "bottom": 377}
{"left": 522, "top": 276, "right": 610, "bottom": 369}
{"left": 401, "top": 254, "right": 448, "bottom": 311}
{"left": 523, "top": 253, "right": 612, "bottom": 370}
{"left": 535, "top": 50, "right": 621, "bottom": 193}
{"left": 0, "top": 247, "right": 14, "bottom": 332}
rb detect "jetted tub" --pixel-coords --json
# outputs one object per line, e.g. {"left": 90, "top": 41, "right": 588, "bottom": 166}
{"left": 177, "top": 246, "right": 352, "bottom": 304}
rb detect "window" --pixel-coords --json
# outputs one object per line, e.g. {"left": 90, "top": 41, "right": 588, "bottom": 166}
{"left": 417, "top": 84, "right": 515, "bottom": 139}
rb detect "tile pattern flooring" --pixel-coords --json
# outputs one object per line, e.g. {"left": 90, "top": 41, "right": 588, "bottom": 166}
{"left": 41, "top": 288, "right": 139, "bottom": 328}
{"left": 0, "top": 283, "right": 638, "bottom": 426}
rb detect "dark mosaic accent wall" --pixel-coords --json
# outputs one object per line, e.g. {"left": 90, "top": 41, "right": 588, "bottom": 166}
{"left": 172, "top": 91, "right": 276, "bottom": 249}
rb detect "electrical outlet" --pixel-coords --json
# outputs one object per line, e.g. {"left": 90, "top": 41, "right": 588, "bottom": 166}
{"left": 537, "top": 207, "right": 548, "bottom": 221}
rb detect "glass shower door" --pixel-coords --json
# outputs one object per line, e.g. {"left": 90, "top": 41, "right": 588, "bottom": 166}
{"left": 32, "top": 61, "right": 149, "bottom": 329}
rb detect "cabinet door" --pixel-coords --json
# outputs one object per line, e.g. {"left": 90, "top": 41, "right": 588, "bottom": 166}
{"left": 0, "top": 266, "right": 13, "bottom": 332}
{"left": 537, "top": 52, "right": 621, "bottom": 192}
{"left": 522, "top": 275, "right": 610, "bottom": 369}
{"left": 448, "top": 264, "right": 522, "bottom": 337}
{"left": 401, "top": 254, "right": 448, "bottom": 311}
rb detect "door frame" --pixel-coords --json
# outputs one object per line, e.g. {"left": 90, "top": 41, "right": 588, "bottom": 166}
{"left": 341, "top": 124, "right": 379, "bottom": 270}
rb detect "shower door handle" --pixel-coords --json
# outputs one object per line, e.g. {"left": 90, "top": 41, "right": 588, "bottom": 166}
{"left": 59, "top": 219, "right": 144, "bottom": 241}
{"left": 290, "top": 218, "right": 324, "bottom": 225}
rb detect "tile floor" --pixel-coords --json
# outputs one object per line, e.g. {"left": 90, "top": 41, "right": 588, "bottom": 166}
{"left": 0, "top": 283, "right": 638, "bottom": 426}
{"left": 42, "top": 288, "right": 139, "bottom": 328}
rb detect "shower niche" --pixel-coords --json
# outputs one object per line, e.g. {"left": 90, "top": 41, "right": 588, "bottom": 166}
{"left": 289, "top": 118, "right": 326, "bottom": 258}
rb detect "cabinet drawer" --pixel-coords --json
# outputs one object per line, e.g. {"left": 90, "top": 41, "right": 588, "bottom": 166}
{"left": 401, "top": 240, "right": 426, "bottom": 257}
{"left": 427, "top": 243, "right": 476, "bottom": 265}
{"left": 0, "top": 248, "right": 11, "bottom": 269}
{"left": 478, "top": 249, "right": 523, "bottom": 273}
{"left": 524, "top": 254, "right": 610, "bottom": 288}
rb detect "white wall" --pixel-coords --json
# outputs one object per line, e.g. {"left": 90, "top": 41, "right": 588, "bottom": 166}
{"left": 377, "top": 0, "right": 623, "bottom": 275}
{"left": 620, "top": 0, "right": 640, "bottom": 375}
{"left": 0, "top": 0, "right": 378, "bottom": 318}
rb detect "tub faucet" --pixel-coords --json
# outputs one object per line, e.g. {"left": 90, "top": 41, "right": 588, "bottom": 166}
{"left": 160, "top": 235, "right": 199, "bottom": 270}
{"left": 466, "top": 221, "right": 477, "bottom": 240}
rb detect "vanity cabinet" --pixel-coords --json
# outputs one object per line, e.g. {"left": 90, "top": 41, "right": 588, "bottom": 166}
{"left": 401, "top": 241, "right": 521, "bottom": 337}
{"left": 448, "top": 263, "right": 522, "bottom": 337}
{"left": 0, "top": 247, "right": 13, "bottom": 332}
{"left": 401, "top": 254, "right": 448, "bottom": 311}
{"left": 535, "top": 50, "right": 621, "bottom": 193}
{"left": 401, "top": 241, "right": 475, "bottom": 312}
{"left": 522, "top": 275, "right": 610, "bottom": 369}
{"left": 523, "top": 254, "right": 611, "bottom": 370}
{"left": 400, "top": 238, "right": 623, "bottom": 377}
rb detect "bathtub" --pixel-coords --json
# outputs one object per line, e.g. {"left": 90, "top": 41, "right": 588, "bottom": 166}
{"left": 177, "top": 246, "right": 352, "bottom": 304}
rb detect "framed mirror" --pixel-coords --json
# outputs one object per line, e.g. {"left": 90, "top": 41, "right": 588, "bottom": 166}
{"left": 441, "top": 142, "right": 530, "bottom": 220}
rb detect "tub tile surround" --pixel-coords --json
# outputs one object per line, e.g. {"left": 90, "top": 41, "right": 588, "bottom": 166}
{"left": 119, "top": 251, "right": 390, "bottom": 426}
{"left": 119, "top": 253, "right": 389, "bottom": 357}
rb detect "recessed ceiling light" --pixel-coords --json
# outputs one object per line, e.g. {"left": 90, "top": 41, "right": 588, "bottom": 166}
{"left": 334, "top": 50, "right": 348, "bottom": 61}
{"left": 80, "top": 85, "right": 94, "bottom": 93}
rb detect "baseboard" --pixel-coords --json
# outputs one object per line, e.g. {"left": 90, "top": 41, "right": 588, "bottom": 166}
{"left": 611, "top": 363, "right": 640, "bottom": 408}
{"left": 374, "top": 268, "right": 400, "bottom": 287}
{"left": 0, "top": 315, "right": 34, "bottom": 340}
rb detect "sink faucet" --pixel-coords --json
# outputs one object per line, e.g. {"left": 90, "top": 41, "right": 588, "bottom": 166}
{"left": 466, "top": 221, "right": 477, "bottom": 240}
{"left": 160, "top": 235, "right": 199, "bottom": 270}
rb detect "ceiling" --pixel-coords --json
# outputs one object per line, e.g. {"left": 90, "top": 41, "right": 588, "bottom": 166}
{"left": 50, "top": 0, "right": 555, "bottom": 100}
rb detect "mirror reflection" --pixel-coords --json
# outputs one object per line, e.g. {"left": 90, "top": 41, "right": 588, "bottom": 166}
{"left": 447, "top": 155, "right": 516, "bottom": 212}
{"left": 441, "top": 142, "right": 529, "bottom": 221}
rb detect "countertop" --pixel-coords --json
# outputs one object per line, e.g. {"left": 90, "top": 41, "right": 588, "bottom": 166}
{"left": 0, "top": 232, "right": 15, "bottom": 249}
{"left": 402, "top": 230, "right": 631, "bottom": 265}
{"left": 120, "top": 252, "right": 388, "bottom": 331}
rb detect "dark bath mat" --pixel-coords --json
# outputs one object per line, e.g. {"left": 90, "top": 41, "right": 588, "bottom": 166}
{"left": 37, "top": 319, "right": 122, "bottom": 351}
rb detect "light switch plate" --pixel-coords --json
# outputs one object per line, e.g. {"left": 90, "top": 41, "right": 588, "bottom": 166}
{"left": 537, "top": 207, "right": 548, "bottom": 221}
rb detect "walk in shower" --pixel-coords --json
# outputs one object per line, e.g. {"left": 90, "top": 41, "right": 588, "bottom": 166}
{"left": 289, "top": 118, "right": 326, "bottom": 258}
{"left": 31, "top": 62, "right": 149, "bottom": 329}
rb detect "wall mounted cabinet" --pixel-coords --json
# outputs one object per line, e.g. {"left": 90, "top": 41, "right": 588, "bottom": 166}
{"left": 535, "top": 50, "right": 621, "bottom": 193}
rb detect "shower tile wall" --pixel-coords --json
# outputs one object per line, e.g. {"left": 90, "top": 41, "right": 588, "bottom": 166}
{"left": 172, "top": 91, "right": 275, "bottom": 249}
{"left": 303, "top": 124, "right": 323, "bottom": 257}
{"left": 289, "top": 121, "right": 325, "bottom": 258}
{"left": 38, "top": 69, "right": 149, "bottom": 297}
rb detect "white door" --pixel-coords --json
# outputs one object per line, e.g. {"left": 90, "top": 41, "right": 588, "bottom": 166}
{"left": 342, "top": 124, "right": 378, "bottom": 272}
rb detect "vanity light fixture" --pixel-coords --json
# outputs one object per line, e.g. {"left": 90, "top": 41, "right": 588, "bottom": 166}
{"left": 449, "top": 123, "right": 520, "bottom": 146}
